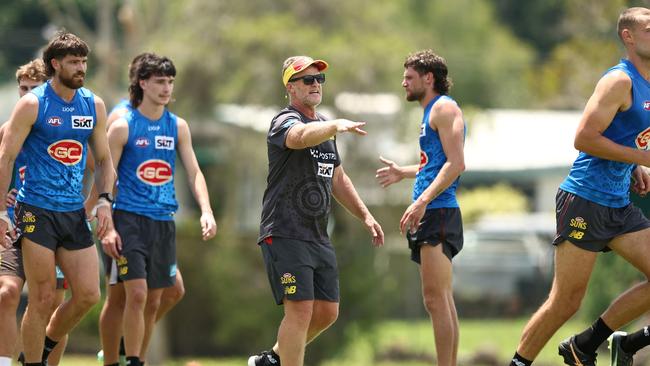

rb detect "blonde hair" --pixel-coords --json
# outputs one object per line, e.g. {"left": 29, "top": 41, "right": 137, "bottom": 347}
{"left": 15, "top": 59, "right": 47, "bottom": 84}
{"left": 617, "top": 7, "right": 650, "bottom": 41}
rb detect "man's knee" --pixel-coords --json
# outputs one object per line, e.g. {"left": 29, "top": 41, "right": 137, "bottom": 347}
{"left": 422, "top": 288, "right": 449, "bottom": 315}
{"left": 547, "top": 290, "right": 584, "bottom": 318}
{"left": 0, "top": 279, "right": 22, "bottom": 309}
{"left": 125, "top": 286, "right": 148, "bottom": 309}
{"left": 315, "top": 304, "right": 338, "bottom": 329}
{"left": 285, "top": 300, "right": 314, "bottom": 325}
{"left": 70, "top": 283, "right": 100, "bottom": 310}
{"left": 165, "top": 282, "right": 185, "bottom": 304}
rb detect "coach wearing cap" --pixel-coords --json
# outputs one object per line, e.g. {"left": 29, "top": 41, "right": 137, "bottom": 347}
{"left": 247, "top": 56, "right": 385, "bottom": 366}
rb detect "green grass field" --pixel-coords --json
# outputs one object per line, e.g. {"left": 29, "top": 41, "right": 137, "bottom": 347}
{"left": 58, "top": 318, "right": 589, "bottom": 365}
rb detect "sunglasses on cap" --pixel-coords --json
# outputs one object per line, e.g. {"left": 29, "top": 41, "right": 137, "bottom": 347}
{"left": 288, "top": 73, "right": 326, "bottom": 85}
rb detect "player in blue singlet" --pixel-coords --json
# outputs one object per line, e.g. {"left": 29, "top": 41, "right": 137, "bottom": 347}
{"left": 97, "top": 53, "right": 216, "bottom": 366}
{"left": 507, "top": 8, "right": 650, "bottom": 366}
{"left": 0, "top": 31, "right": 119, "bottom": 365}
{"left": 0, "top": 59, "right": 71, "bottom": 366}
{"left": 376, "top": 49, "right": 465, "bottom": 366}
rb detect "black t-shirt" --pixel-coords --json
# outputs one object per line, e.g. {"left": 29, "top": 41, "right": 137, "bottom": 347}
{"left": 258, "top": 106, "right": 341, "bottom": 244}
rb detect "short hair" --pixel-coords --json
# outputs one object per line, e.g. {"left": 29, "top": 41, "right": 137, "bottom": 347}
{"left": 129, "top": 53, "right": 176, "bottom": 108}
{"left": 42, "top": 31, "right": 90, "bottom": 77}
{"left": 617, "top": 7, "right": 650, "bottom": 42}
{"left": 15, "top": 59, "right": 47, "bottom": 84}
{"left": 404, "top": 49, "right": 452, "bottom": 95}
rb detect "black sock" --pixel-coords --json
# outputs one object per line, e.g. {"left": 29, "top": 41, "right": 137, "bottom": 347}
{"left": 126, "top": 356, "right": 141, "bottom": 366}
{"left": 574, "top": 317, "right": 614, "bottom": 355}
{"left": 25, "top": 363, "right": 42, "bottom": 366}
{"left": 41, "top": 336, "right": 58, "bottom": 361}
{"left": 621, "top": 325, "right": 650, "bottom": 354}
{"left": 119, "top": 336, "right": 126, "bottom": 356}
{"left": 510, "top": 352, "right": 533, "bottom": 366}
{"left": 270, "top": 349, "right": 281, "bottom": 363}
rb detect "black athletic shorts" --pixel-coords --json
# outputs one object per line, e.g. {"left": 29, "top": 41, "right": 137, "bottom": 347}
{"left": 260, "top": 236, "right": 339, "bottom": 305}
{"left": 114, "top": 210, "right": 177, "bottom": 289}
{"left": 553, "top": 189, "right": 650, "bottom": 252}
{"left": 0, "top": 246, "right": 66, "bottom": 289}
{"left": 14, "top": 202, "right": 93, "bottom": 252}
{"left": 407, "top": 207, "right": 464, "bottom": 263}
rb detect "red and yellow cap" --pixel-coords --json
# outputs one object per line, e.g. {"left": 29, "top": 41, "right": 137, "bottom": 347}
{"left": 282, "top": 56, "right": 328, "bottom": 86}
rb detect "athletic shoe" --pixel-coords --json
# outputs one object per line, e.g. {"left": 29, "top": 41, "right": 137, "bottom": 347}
{"left": 609, "top": 331, "right": 634, "bottom": 366}
{"left": 247, "top": 350, "right": 280, "bottom": 366}
{"left": 558, "top": 336, "right": 597, "bottom": 366}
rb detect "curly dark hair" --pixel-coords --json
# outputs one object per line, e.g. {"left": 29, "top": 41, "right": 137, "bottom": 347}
{"left": 404, "top": 49, "right": 452, "bottom": 95}
{"left": 129, "top": 53, "right": 176, "bottom": 108}
{"left": 42, "top": 31, "right": 89, "bottom": 78}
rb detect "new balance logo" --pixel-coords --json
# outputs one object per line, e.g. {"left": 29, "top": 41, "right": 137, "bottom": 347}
{"left": 511, "top": 359, "right": 526, "bottom": 366}
{"left": 266, "top": 354, "right": 278, "bottom": 364}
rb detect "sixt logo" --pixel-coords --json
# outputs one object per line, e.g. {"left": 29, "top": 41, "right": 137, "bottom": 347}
{"left": 71, "top": 115, "right": 93, "bottom": 129}
{"left": 636, "top": 127, "right": 650, "bottom": 150}
{"left": 155, "top": 136, "right": 174, "bottom": 150}
{"left": 317, "top": 162, "right": 333, "bottom": 178}
{"left": 48, "top": 139, "right": 83, "bottom": 165}
{"left": 47, "top": 116, "right": 62, "bottom": 127}
{"left": 134, "top": 137, "right": 150, "bottom": 147}
{"left": 137, "top": 159, "right": 173, "bottom": 186}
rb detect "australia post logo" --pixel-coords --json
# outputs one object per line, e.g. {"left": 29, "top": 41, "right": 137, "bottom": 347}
{"left": 48, "top": 139, "right": 83, "bottom": 165}
{"left": 137, "top": 159, "right": 173, "bottom": 186}
{"left": 636, "top": 127, "right": 650, "bottom": 150}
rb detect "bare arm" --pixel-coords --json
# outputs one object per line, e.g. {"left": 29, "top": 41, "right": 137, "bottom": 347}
{"left": 285, "top": 119, "right": 367, "bottom": 149}
{"left": 177, "top": 118, "right": 217, "bottom": 241}
{"left": 87, "top": 97, "right": 118, "bottom": 244}
{"left": 375, "top": 156, "right": 418, "bottom": 187}
{"left": 399, "top": 100, "right": 465, "bottom": 234}
{"left": 0, "top": 95, "right": 38, "bottom": 245}
{"left": 332, "top": 166, "right": 383, "bottom": 247}
{"left": 574, "top": 70, "right": 650, "bottom": 166}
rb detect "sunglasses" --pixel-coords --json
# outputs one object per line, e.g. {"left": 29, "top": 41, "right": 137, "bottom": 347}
{"left": 288, "top": 73, "right": 326, "bottom": 85}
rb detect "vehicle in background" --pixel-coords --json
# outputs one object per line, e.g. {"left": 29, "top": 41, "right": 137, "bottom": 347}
{"left": 453, "top": 213, "right": 555, "bottom": 317}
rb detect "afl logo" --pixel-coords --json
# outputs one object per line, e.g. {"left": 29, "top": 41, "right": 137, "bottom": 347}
{"left": 418, "top": 151, "right": 428, "bottom": 171}
{"left": 137, "top": 159, "right": 172, "bottom": 186}
{"left": 134, "top": 137, "right": 150, "bottom": 147}
{"left": 636, "top": 127, "right": 650, "bottom": 150}
{"left": 48, "top": 139, "right": 83, "bottom": 165}
{"left": 47, "top": 116, "right": 62, "bottom": 126}
{"left": 644, "top": 101, "right": 650, "bottom": 110}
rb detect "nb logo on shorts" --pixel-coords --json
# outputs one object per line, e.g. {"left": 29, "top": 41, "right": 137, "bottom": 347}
{"left": 568, "top": 230, "right": 584, "bottom": 240}
{"left": 24, "top": 225, "right": 35, "bottom": 233}
{"left": 284, "top": 285, "right": 297, "bottom": 295}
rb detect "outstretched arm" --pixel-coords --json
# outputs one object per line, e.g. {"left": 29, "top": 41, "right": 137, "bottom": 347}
{"left": 285, "top": 119, "right": 367, "bottom": 149}
{"left": 332, "top": 166, "right": 384, "bottom": 247}
{"left": 375, "top": 156, "right": 418, "bottom": 188}
{"left": 177, "top": 118, "right": 217, "bottom": 241}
